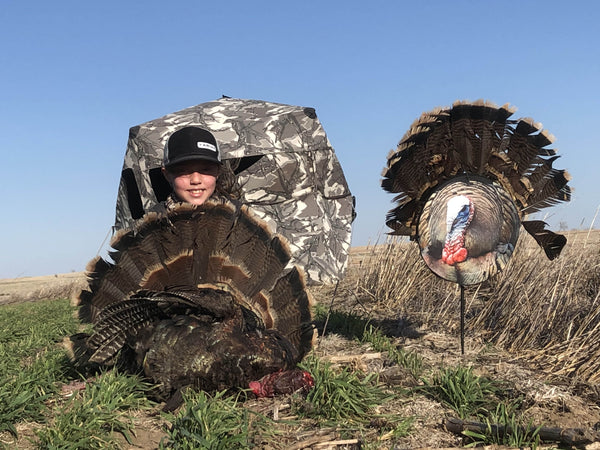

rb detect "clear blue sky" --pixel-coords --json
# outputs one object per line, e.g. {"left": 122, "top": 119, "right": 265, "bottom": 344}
{"left": 1, "top": 1, "right": 598, "bottom": 279}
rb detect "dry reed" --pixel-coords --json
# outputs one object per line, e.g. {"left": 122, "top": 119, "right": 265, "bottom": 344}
{"left": 348, "top": 229, "right": 600, "bottom": 382}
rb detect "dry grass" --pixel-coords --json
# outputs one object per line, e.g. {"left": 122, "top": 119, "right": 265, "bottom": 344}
{"left": 347, "top": 229, "right": 600, "bottom": 383}
{"left": 0, "top": 273, "right": 87, "bottom": 307}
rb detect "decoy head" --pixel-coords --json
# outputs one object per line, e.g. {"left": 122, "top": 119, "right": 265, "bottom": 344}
{"left": 445, "top": 195, "right": 473, "bottom": 236}
{"left": 441, "top": 195, "right": 474, "bottom": 266}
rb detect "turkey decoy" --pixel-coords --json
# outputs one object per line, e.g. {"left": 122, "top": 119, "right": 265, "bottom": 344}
{"left": 382, "top": 100, "right": 571, "bottom": 353}
{"left": 71, "top": 200, "right": 316, "bottom": 405}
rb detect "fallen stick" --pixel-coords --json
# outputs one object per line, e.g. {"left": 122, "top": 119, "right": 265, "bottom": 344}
{"left": 444, "top": 416, "right": 600, "bottom": 446}
{"left": 313, "top": 438, "right": 360, "bottom": 448}
{"left": 326, "top": 352, "right": 382, "bottom": 363}
{"left": 287, "top": 433, "right": 339, "bottom": 450}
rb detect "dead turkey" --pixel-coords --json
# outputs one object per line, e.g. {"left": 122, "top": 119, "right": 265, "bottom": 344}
{"left": 381, "top": 100, "right": 571, "bottom": 352}
{"left": 71, "top": 199, "right": 316, "bottom": 404}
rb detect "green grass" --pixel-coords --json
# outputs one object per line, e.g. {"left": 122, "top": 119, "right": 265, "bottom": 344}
{"left": 162, "top": 356, "right": 415, "bottom": 449}
{"left": 417, "top": 365, "right": 544, "bottom": 447}
{"left": 298, "top": 355, "right": 392, "bottom": 422}
{"left": 162, "top": 390, "right": 275, "bottom": 449}
{"left": 36, "top": 370, "right": 154, "bottom": 449}
{"left": 0, "top": 299, "right": 80, "bottom": 436}
{"left": 461, "top": 403, "right": 542, "bottom": 448}
{"left": 313, "top": 304, "right": 372, "bottom": 340}
{"left": 0, "top": 298, "right": 414, "bottom": 448}
{"left": 0, "top": 298, "right": 154, "bottom": 448}
{"left": 479, "top": 402, "right": 542, "bottom": 448}
{"left": 361, "top": 325, "right": 424, "bottom": 378}
{"left": 420, "top": 365, "right": 500, "bottom": 419}
{"left": 296, "top": 355, "right": 414, "bottom": 441}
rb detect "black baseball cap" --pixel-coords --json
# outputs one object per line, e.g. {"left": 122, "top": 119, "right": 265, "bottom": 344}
{"left": 163, "top": 126, "right": 222, "bottom": 168}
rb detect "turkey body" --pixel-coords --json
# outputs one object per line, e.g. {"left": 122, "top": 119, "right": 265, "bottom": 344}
{"left": 136, "top": 306, "right": 297, "bottom": 396}
{"left": 72, "top": 200, "right": 316, "bottom": 402}
{"left": 419, "top": 176, "right": 520, "bottom": 285}
{"left": 106, "top": 288, "right": 300, "bottom": 397}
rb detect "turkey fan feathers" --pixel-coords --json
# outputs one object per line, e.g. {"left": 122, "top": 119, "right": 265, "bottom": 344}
{"left": 382, "top": 100, "right": 571, "bottom": 285}
{"left": 73, "top": 200, "right": 316, "bottom": 399}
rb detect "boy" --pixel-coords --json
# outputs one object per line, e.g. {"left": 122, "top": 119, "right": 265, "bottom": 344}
{"left": 160, "top": 126, "right": 238, "bottom": 209}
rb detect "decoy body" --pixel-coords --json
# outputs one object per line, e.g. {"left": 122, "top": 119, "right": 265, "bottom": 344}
{"left": 382, "top": 100, "right": 571, "bottom": 351}
{"left": 71, "top": 200, "right": 316, "bottom": 405}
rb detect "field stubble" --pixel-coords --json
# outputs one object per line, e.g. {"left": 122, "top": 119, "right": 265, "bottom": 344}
{"left": 345, "top": 229, "right": 600, "bottom": 383}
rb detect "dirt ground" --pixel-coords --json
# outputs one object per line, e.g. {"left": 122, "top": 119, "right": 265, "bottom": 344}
{"left": 2, "top": 253, "right": 600, "bottom": 449}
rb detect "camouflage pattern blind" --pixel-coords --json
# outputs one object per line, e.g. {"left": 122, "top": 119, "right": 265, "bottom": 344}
{"left": 115, "top": 97, "right": 355, "bottom": 285}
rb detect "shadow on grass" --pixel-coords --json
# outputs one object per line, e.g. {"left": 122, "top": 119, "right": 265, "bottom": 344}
{"left": 313, "top": 308, "right": 423, "bottom": 341}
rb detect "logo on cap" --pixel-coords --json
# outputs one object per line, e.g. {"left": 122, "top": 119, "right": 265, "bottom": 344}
{"left": 197, "top": 142, "right": 217, "bottom": 152}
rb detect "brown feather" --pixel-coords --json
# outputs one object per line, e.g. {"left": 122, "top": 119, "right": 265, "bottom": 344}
{"left": 522, "top": 220, "right": 567, "bottom": 260}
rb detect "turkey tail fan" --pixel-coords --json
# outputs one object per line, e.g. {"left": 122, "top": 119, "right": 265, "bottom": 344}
{"left": 382, "top": 99, "right": 571, "bottom": 259}
{"left": 75, "top": 198, "right": 315, "bottom": 361}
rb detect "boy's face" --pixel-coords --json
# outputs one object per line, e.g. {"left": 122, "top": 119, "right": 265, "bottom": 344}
{"left": 163, "top": 160, "right": 220, "bottom": 205}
